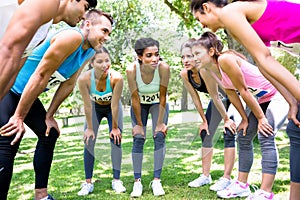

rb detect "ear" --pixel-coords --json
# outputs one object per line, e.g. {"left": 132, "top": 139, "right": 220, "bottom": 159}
{"left": 137, "top": 55, "right": 142, "bottom": 61}
{"left": 85, "top": 20, "right": 91, "bottom": 30}
{"left": 202, "top": 2, "right": 211, "bottom": 13}
{"left": 208, "top": 47, "right": 215, "bottom": 57}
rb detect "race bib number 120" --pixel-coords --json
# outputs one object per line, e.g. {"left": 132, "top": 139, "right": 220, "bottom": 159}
{"left": 140, "top": 92, "right": 160, "bottom": 104}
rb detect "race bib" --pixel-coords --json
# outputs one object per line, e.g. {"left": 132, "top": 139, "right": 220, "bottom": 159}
{"left": 139, "top": 92, "right": 160, "bottom": 104}
{"left": 235, "top": 87, "right": 268, "bottom": 100}
{"left": 46, "top": 71, "right": 68, "bottom": 90}
{"left": 248, "top": 87, "right": 268, "bottom": 99}
{"left": 90, "top": 92, "right": 113, "bottom": 102}
{"left": 22, "top": 48, "right": 34, "bottom": 58}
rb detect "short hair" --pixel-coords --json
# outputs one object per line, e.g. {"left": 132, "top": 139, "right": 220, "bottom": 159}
{"left": 81, "top": 9, "right": 114, "bottom": 28}
{"left": 134, "top": 38, "right": 159, "bottom": 56}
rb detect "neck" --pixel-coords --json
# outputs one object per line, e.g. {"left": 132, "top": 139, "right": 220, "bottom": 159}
{"left": 94, "top": 69, "right": 105, "bottom": 80}
{"left": 141, "top": 63, "right": 155, "bottom": 74}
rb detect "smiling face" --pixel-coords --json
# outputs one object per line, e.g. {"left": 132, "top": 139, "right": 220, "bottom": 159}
{"left": 192, "top": 44, "right": 213, "bottom": 69}
{"left": 92, "top": 52, "right": 111, "bottom": 76}
{"left": 64, "top": 0, "right": 91, "bottom": 26}
{"left": 138, "top": 46, "right": 160, "bottom": 68}
{"left": 87, "top": 15, "right": 112, "bottom": 51}
{"left": 181, "top": 47, "right": 196, "bottom": 71}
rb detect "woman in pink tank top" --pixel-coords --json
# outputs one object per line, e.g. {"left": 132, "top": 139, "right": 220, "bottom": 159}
{"left": 190, "top": 0, "right": 300, "bottom": 198}
{"left": 193, "top": 31, "right": 288, "bottom": 200}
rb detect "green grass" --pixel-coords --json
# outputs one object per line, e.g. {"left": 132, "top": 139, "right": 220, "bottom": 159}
{"left": 8, "top": 111, "right": 291, "bottom": 200}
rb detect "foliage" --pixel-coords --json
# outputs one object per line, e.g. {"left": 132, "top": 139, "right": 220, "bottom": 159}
{"left": 270, "top": 47, "right": 300, "bottom": 80}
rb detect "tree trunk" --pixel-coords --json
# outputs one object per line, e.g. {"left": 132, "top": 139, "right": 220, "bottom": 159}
{"left": 181, "top": 85, "right": 188, "bottom": 111}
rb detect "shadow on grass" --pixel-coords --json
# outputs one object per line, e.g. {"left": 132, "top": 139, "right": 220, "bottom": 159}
{"left": 8, "top": 119, "right": 291, "bottom": 199}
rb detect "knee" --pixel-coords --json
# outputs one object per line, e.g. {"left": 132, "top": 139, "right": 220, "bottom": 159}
{"left": 154, "top": 132, "right": 165, "bottom": 148}
{"left": 132, "top": 136, "right": 145, "bottom": 153}
{"left": 224, "top": 128, "right": 235, "bottom": 148}
{"left": 237, "top": 133, "right": 252, "bottom": 150}
{"left": 201, "top": 130, "right": 213, "bottom": 148}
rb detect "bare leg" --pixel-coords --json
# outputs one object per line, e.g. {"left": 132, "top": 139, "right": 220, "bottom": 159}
{"left": 260, "top": 173, "right": 275, "bottom": 193}
{"left": 223, "top": 147, "right": 235, "bottom": 179}
{"left": 238, "top": 172, "right": 249, "bottom": 183}
{"left": 202, "top": 147, "right": 213, "bottom": 176}
{"left": 35, "top": 188, "right": 47, "bottom": 200}
{"left": 290, "top": 182, "right": 300, "bottom": 200}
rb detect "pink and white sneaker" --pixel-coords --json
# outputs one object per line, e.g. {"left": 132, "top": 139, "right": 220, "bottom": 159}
{"left": 246, "top": 189, "right": 275, "bottom": 200}
{"left": 217, "top": 180, "right": 251, "bottom": 199}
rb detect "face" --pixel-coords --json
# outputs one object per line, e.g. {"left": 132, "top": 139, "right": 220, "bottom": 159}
{"left": 92, "top": 52, "right": 111, "bottom": 75}
{"left": 181, "top": 47, "right": 196, "bottom": 71}
{"left": 193, "top": 9, "right": 221, "bottom": 32}
{"left": 192, "top": 44, "right": 213, "bottom": 69}
{"left": 64, "top": 0, "right": 90, "bottom": 26}
{"left": 87, "top": 16, "right": 112, "bottom": 51}
{"left": 139, "top": 46, "right": 160, "bottom": 68}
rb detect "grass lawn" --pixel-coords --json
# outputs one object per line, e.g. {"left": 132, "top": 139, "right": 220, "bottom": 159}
{"left": 8, "top": 111, "right": 291, "bottom": 200}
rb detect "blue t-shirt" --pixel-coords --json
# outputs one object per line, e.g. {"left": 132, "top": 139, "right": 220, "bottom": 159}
{"left": 11, "top": 27, "right": 95, "bottom": 95}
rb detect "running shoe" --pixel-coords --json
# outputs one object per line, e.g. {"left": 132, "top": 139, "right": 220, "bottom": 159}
{"left": 246, "top": 189, "right": 275, "bottom": 200}
{"left": 188, "top": 174, "right": 212, "bottom": 187}
{"left": 77, "top": 182, "right": 94, "bottom": 196}
{"left": 217, "top": 180, "right": 251, "bottom": 199}
{"left": 130, "top": 179, "right": 143, "bottom": 197}
{"left": 210, "top": 177, "right": 232, "bottom": 191}
{"left": 150, "top": 179, "right": 165, "bottom": 196}
{"left": 112, "top": 179, "right": 126, "bottom": 193}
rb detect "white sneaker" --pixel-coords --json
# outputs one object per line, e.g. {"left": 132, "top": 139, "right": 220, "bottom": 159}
{"left": 130, "top": 180, "right": 143, "bottom": 197}
{"left": 246, "top": 189, "right": 275, "bottom": 200}
{"left": 210, "top": 177, "right": 232, "bottom": 191}
{"left": 77, "top": 182, "right": 94, "bottom": 196}
{"left": 112, "top": 179, "right": 126, "bottom": 193}
{"left": 188, "top": 174, "right": 212, "bottom": 187}
{"left": 217, "top": 180, "right": 251, "bottom": 199}
{"left": 150, "top": 179, "right": 165, "bottom": 196}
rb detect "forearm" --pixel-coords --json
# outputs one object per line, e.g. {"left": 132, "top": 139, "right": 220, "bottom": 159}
{"left": 240, "top": 91, "right": 264, "bottom": 120}
{"left": 47, "top": 82, "right": 74, "bottom": 118}
{"left": 132, "top": 97, "right": 143, "bottom": 126}
{"left": 258, "top": 65, "right": 298, "bottom": 106}
{"left": 111, "top": 101, "right": 119, "bottom": 129}
{"left": 211, "top": 96, "right": 228, "bottom": 121}
{"left": 84, "top": 102, "right": 93, "bottom": 130}
{"left": 157, "top": 95, "right": 167, "bottom": 125}
{"left": 192, "top": 96, "right": 207, "bottom": 124}
{"left": 254, "top": 49, "right": 300, "bottom": 102}
{"left": 0, "top": 46, "right": 24, "bottom": 99}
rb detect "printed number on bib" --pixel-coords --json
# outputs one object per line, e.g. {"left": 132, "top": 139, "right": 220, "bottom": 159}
{"left": 91, "top": 93, "right": 112, "bottom": 102}
{"left": 140, "top": 92, "right": 160, "bottom": 104}
{"left": 46, "top": 71, "right": 67, "bottom": 90}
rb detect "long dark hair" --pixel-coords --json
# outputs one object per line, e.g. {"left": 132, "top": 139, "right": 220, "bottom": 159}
{"left": 190, "top": 0, "right": 258, "bottom": 13}
{"left": 134, "top": 38, "right": 160, "bottom": 57}
{"left": 190, "top": 0, "right": 228, "bottom": 13}
{"left": 196, "top": 31, "right": 246, "bottom": 61}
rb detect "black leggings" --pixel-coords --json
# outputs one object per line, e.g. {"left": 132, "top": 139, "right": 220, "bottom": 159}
{"left": 0, "top": 91, "right": 59, "bottom": 199}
